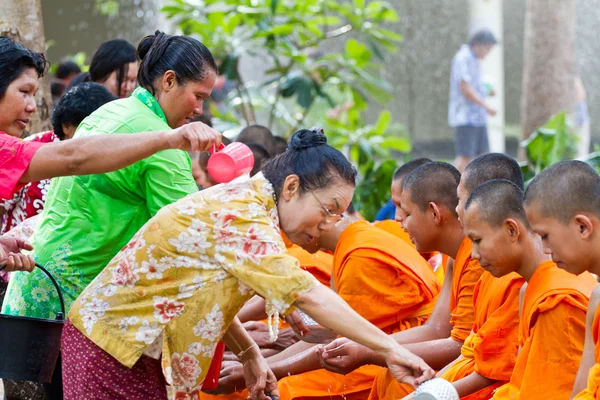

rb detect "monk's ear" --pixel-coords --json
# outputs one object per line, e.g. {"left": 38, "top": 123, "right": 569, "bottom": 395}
{"left": 574, "top": 214, "right": 594, "bottom": 240}
{"left": 428, "top": 202, "right": 442, "bottom": 225}
{"left": 505, "top": 218, "right": 521, "bottom": 242}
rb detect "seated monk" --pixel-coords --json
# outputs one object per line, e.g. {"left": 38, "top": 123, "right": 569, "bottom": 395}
{"left": 463, "top": 179, "right": 596, "bottom": 400}
{"left": 213, "top": 211, "right": 441, "bottom": 400}
{"left": 521, "top": 161, "right": 600, "bottom": 399}
{"left": 320, "top": 155, "right": 529, "bottom": 398}
{"left": 375, "top": 157, "right": 447, "bottom": 281}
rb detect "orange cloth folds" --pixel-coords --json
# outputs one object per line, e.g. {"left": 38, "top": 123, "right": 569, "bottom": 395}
{"left": 277, "top": 220, "right": 442, "bottom": 400}
{"left": 496, "top": 262, "right": 596, "bottom": 400}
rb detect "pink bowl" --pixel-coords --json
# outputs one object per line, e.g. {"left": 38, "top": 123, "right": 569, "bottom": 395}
{"left": 207, "top": 142, "right": 255, "bottom": 183}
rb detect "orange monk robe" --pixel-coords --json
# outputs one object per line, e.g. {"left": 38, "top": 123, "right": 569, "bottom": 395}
{"left": 373, "top": 220, "right": 448, "bottom": 284}
{"left": 574, "top": 305, "right": 600, "bottom": 400}
{"left": 276, "top": 220, "right": 442, "bottom": 400}
{"left": 492, "top": 262, "right": 596, "bottom": 400}
{"left": 287, "top": 246, "right": 333, "bottom": 287}
{"left": 368, "top": 238, "right": 486, "bottom": 400}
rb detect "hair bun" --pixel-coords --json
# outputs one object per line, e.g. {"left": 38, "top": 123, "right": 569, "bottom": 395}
{"left": 288, "top": 128, "right": 327, "bottom": 151}
{"left": 137, "top": 30, "right": 164, "bottom": 61}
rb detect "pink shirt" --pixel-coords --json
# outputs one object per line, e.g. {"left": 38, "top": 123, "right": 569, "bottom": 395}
{"left": 0, "top": 133, "right": 45, "bottom": 201}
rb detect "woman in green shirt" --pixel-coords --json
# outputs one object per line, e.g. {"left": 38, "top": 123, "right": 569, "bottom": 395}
{"left": 2, "top": 31, "right": 220, "bottom": 319}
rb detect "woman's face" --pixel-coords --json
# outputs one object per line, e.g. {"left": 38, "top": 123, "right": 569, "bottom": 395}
{"left": 0, "top": 68, "right": 38, "bottom": 137}
{"left": 156, "top": 70, "right": 216, "bottom": 129}
{"left": 102, "top": 61, "right": 138, "bottom": 98}
{"left": 277, "top": 176, "right": 355, "bottom": 247}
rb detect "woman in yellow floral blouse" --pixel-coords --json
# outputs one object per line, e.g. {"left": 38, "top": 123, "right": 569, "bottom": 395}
{"left": 61, "top": 129, "right": 435, "bottom": 400}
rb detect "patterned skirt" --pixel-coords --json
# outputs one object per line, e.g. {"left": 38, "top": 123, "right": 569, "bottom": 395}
{"left": 61, "top": 319, "right": 168, "bottom": 400}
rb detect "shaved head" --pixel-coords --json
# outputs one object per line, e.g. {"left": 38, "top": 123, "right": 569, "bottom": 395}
{"left": 524, "top": 160, "right": 600, "bottom": 222}
{"left": 403, "top": 162, "right": 461, "bottom": 216}
{"left": 393, "top": 158, "right": 433, "bottom": 183}
{"left": 463, "top": 153, "right": 524, "bottom": 192}
{"left": 465, "top": 179, "right": 529, "bottom": 228}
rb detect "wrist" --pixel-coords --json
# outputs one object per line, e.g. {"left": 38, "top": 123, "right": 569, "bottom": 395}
{"left": 239, "top": 344, "right": 260, "bottom": 364}
{"left": 158, "top": 130, "right": 172, "bottom": 151}
{"left": 373, "top": 337, "right": 398, "bottom": 358}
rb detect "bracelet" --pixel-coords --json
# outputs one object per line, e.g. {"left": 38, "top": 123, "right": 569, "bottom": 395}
{"left": 237, "top": 343, "right": 258, "bottom": 361}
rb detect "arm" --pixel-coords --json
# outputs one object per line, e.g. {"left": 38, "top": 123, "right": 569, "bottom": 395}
{"left": 460, "top": 82, "right": 495, "bottom": 116}
{"left": 571, "top": 285, "right": 600, "bottom": 399}
{"left": 451, "top": 372, "right": 497, "bottom": 398}
{"left": 20, "top": 121, "right": 221, "bottom": 183}
{"left": 238, "top": 296, "right": 268, "bottom": 323}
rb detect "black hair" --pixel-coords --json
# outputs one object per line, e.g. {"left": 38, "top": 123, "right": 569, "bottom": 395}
{"left": 393, "top": 158, "right": 432, "bottom": 183}
{"left": 55, "top": 59, "right": 81, "bottom": 80}
{"left": 463, "top": 153, "right": 524, "bottom": 193}
{"left": 465, "top": 179, "right": 529, "bottom": 228}
{"left": 403, "top": 161, "right": 461, "bottom": 216}
{"left": 237, "top": 125, "right": 275, "bottom": 154}
{"left": 0, "top": 36, "right": 48, "bottom": 100}
{"left": 262, "top": 128, "right": 357, "bottom": 198}
{"left": 245, "top": 142, "right": 271, "bottom": 177}
{"left": 524, "top": 160, "right": 600, "bottom": 223}
{"left": 137, "top": 30, "right": 217, "bottom": 96}
{"left": 88, "top": 39, "right": 137, "bottom": 97}
{"left": 272, "top": 136, "right": 288, "bottom": 156}
{"left": 51, "top": 79, "right": 66, "bottom": 98}
{"left": 470, "top": 29, "right": 498, "bottom": 46}
{"left": 51, "top": 82, "right": 117, "bottom": 140}
{"left": 65, "top": 72, "right": 89, "bottom": 92}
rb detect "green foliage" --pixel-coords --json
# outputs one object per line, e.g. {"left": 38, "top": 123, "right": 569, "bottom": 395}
{"left": 95, "top": 0, "right": 120, "bottom": 17}
{"left": 325, "top": 108, "right": 410, "bottom": 220}
{"left": 162, "top": 0, "right": 407, "bottom": 219}
{"left": 520, "top": 112, "right": 600, "bottom": 184}
{"left": 48, "top": 52, "right": 89, "bottom": 76}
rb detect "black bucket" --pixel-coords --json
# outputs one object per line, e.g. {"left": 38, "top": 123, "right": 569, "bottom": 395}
{"left": 0, "top": 263, "right": 65, "bottom": 383}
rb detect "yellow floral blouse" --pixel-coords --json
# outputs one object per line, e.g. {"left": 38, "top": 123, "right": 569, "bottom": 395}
{"left": 68, "top": 173, "right": 318, "bottom": 397}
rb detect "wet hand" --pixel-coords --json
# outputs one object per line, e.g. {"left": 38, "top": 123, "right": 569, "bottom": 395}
{"left": 166, "top": 121, "right": 222, "bottom": 152}
{"left": 384, "top": 346, "right": 434, "bottom": 388}
{"left": 243, "top": 355, "right": 280, "bottom": 400}
{"left": 211, "top": 361, "right": 245, "bottom": 394}
{"left": 0, "top": 236, "right": 35, "bottom": 273}
{"left": 316, "top": 338, "right": 373, "bottom": 375}
{"left": 284, "top": 311, "right": 311, "bottom": 338}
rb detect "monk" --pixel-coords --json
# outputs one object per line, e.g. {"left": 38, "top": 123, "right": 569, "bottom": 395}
{"left": 320, "top": 155, "right": 528, "bottom": 398}
{"left": 522, "top": 160, "right": 600, "bottom": 399}
{"left": 463, "top": 179, "right": 596, "bottom": 400}
{"left": 215, "top": 212, "right": 441, "bottom": 400}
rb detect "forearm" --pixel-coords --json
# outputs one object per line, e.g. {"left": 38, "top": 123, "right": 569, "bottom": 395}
{"left": 295, "top": 285, "right": 396, "bottom": 355}
{"left": 369, "top": 338, "right": 463, "bottom": 371}
{"left": 460, "top": 82, "right": 486, "bottom": 108}
{"left": 269, "top": 345, "right": 322, "bottom": 379}
{"left": 451, "top": 372, "right": 496, "bottom": 398}
{"left": 238, "top": 296, "right": 268, "bottom": 323}
{"left": 266, "top": 341, "right": 316, "bottom": 364}
{"left": 391, "top": 323, "right": 447, "bottom": 345}
{"left": 223, "top": 317, "right": 258, "bottom": 356}
{"left": 22, "top": 131, "right": 170, "bottom": 183}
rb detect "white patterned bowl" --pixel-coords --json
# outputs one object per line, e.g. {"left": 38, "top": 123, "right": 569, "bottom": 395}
{"left": 413, "top": 378, "right": 459, "bottom": 400}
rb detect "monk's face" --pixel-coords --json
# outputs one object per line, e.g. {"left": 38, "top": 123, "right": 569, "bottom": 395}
{"left": 455, "top": 177, "right": 469, "bottom": 226}
{"left": 463, "top": 204, "right": 518, "bottom": 278}
{"left": 399, "top": 188, "right": 437, "bottom": 252}
{"left": 391, "top": 179, "right": 407, "bottom": 225}
{"left": 526, "top": 202, "right": 594, "bottom": 275}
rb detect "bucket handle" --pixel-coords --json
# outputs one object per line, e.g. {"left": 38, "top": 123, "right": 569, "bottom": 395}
{"left": 0, "top": 263, "right": 66, "bottom": 321}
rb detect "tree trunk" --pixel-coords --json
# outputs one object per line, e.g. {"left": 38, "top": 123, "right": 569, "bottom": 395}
{"left": 0, "top": 0, "right": 52, "bottom": 137}
{"left": 519, "top": 0, "right": 577, "bottom": 159}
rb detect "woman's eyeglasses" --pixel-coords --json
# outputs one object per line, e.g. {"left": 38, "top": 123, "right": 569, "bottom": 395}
{"left": 310, "top": 192, "right": 344, "bottom": 224}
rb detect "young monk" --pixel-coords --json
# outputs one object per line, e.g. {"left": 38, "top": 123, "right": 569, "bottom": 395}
{"left": 214, "top": 211, "right": 441, "bottom": 399}
{"left": 320, "top": 155, "right": 528, "bottom": 398}
{"left": 521, "top": 160, "right": 600, "bottom": 399}
{"left": 463, "top": 179, "right": 596, "bottom": 400}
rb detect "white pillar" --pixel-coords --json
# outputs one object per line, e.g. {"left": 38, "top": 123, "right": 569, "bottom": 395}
{"left": 470, "top": 0, "right": 505, "bottom": 153}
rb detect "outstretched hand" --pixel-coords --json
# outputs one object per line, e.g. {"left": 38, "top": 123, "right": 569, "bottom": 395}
{"left": 166, "top": 121, "right": 222, "bottom": 153}
{"left": 0, "top": 236, "right": 35, "bottom": 272}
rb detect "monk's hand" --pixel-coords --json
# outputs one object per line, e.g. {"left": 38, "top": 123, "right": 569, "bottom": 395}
{"left": 384, "top": 346, "right": 434, "bottom": 388}
{"left": 241, "top": 347, "right": 280, "bottom": 400}
{"left": 317, "top": 338, "right": 374, "bottom": 375}
{"left": 210, "top": 361, "right": 244, "bottom": 394}
{"left": 166, "top": 121, "right": 222, "bottom": 153}
{"left": 0, "top": 236, "right": 35, "bottom": 273}
{"left": 284, "top": 310, "right": 311, "bottom": 337}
